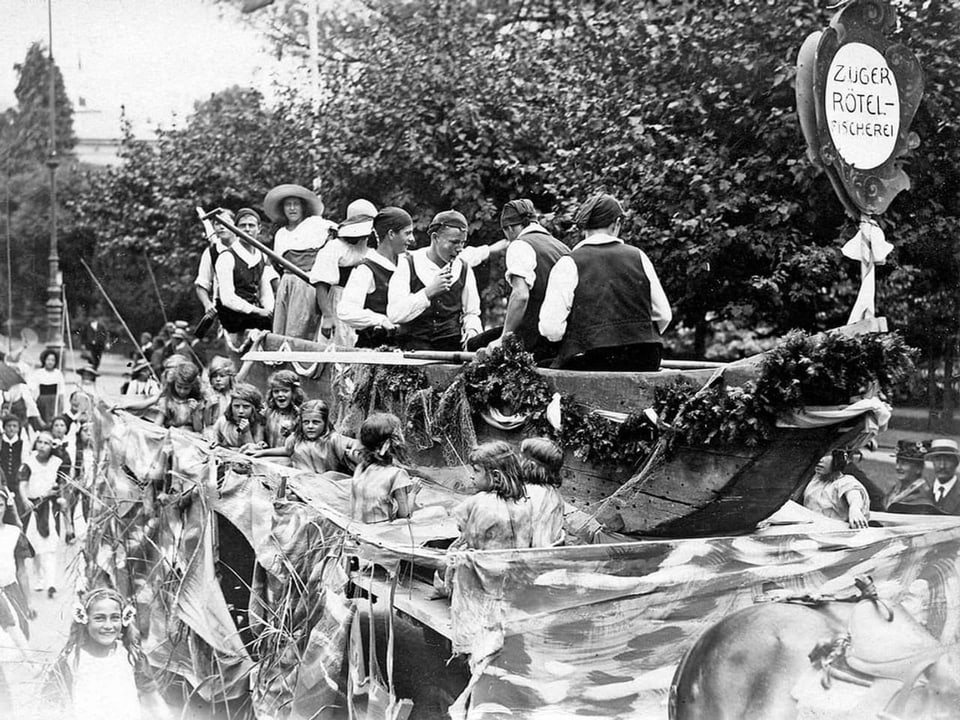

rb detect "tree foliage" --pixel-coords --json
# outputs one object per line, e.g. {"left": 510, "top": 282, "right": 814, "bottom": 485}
{"left": 0, "top": 42, "right": 80, "bottom": 332}
{"left": 69, "top": 0, "right": 960, "bottom": 372}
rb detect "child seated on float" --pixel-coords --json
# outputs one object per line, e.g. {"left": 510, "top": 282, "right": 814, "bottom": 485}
{"left": 803, "top": 450, "right": 870, "bottom": 529}
{"left": 211, "top": 383, "right": 265, "bottom": 451}
{"left": 263, "top": 370, "right": 304, "bottom": 448}
{"left": 453, "top": 441, "right": 532, "bottom": 550}
{"left": 118, "top": 360, "right": 203, "bottom": 432}
{"left": 202, "top": 356, "right": 237, "bottom": 440}
{"left": 251, "top": 399, "right": 359, "bottom": 474}
{"left": 350, "top": 413, "right": 417, "bottom": 523}
{"left": 520, "top": 437, "right": 566, "bottom": 547}
{"left": 434, "top": 441, "right": 532, "bottom": 597}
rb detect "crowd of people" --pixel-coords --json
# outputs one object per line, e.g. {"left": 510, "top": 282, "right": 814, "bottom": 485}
{"left": 194, "top": 185, "right": 672, "bottom": 372}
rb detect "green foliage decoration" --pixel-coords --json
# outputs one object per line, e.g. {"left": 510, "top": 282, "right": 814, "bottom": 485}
{"left": 429, "top": 329, "right": 915, "bottom": 469}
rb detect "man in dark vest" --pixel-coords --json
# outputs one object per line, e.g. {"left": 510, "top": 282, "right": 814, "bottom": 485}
{"left": 213, "top": 208, "right": 278, "bottom": 335}
{"left": 483, "top": 199, "right": 570, "bottom": 361}
{"left": 539, "top": 192, "right": 672, "bottom": 371}
{"left": 338, "top": 207, "right": 415, "bottom": 348}
{"left": 387, "top": 210, "right": 482, "bottom": 351}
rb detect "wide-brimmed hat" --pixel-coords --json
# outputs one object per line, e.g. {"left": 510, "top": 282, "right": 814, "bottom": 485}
{"left": 892, "top": 439, "right": 931, "bottom": 462}
{"left": 926, "top": 439, "right": 960, "bottom": 460}
{"left": 263, "top": 184, "right": 324, "bottom": 223}
{"left": 338, "top": 199, "right": 378, "bottom": 239}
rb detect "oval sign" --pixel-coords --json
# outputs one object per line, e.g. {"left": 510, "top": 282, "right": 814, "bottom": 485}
{"left": 824, "top": 42, "right": 900, "bottom": 170}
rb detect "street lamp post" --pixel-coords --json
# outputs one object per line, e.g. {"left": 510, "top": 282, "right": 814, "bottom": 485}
{"left": 46, "top": 0, "right": 62, "bottom": 349}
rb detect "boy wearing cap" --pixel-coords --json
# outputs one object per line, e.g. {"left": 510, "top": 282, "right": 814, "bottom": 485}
{"left": 927, "top": 439, "right": 960, "bottom": 515}
{"left": 213, "top": 208, "right": 277, "bottom": 335}
{"left": 539, "top": 192, "right": 671, "bottom": 371}
{"left": 338, "top": 207, "right": 415, "bottom": 348}
{"left": 484, "top": 199, "right": 570, "bottom": 361}
{"left": 387, "top": 210, "right": 482, "bottom": 351}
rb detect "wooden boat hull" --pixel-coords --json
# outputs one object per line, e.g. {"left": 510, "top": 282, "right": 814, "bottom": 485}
{"left": 244, "top": 332, "right": 871, "bottom": 537}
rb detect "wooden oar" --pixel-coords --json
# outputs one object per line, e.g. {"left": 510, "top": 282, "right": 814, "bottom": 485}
{"left": 201, "top": 208, "right": 312, "bottom": 283}
{"left": 243, "top": 347, "right": 726, "bottom": 370}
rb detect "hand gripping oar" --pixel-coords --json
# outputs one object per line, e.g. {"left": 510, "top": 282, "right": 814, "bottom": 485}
{"left": 201, "top": 208, "right": 312, "bottom": 283}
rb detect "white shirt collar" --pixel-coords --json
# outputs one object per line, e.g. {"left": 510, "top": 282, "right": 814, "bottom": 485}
{"left": 517, "top": 222, "right": 549, "bottom": 238}
{"left": 934, "top": 476, "right": 958, "bottom": 498}
{"left": 571, "top": 232, "right": 623, "bottom": 251}
{"left": 368, "top": 249, "right": 398, "bottom": 271}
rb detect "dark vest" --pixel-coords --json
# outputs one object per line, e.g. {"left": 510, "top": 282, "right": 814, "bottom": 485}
{"left": 556, "top": 242, "right": 662, "bottom": 367}
{"left": 515, "top": 230, "right": 569, "bottom": 351}
{"left": 401, "top": 255, "right": 467, "bottom": 350}
{"left": 228, "top": 249, "right": 265, "bottom": 306}
{"left": 356, "top": 258, "right": 395, "bottom": 348}
{"left": 0, "top": 438, "right": 23, "bottom": 491}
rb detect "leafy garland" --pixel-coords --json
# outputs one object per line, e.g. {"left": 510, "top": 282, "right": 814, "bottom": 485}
{"left": 348, "top": 331, "right": 915, "bottom": 469}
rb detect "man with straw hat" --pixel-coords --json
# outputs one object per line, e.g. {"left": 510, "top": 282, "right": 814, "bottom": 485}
{"left": 926, "top": 439, "right": 960, "bottom": 515}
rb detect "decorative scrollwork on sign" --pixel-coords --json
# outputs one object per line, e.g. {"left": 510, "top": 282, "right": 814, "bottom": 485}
{"left": 810, "top": 0, "right": 924, "bottom": 216}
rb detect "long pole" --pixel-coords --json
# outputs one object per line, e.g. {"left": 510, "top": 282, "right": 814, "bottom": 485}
{"left": 203, "top": 209, "right": 312, "bottom": 283}
{"left": 143, "top": 254, "right": 169, "bottom": 324}
{"left": 46, "top": 0, "right": 63, "bottom": 349}
{"left": 4, "top": 177, "right": 11, "bottom": 353}
{"left": 79, "top": 259, "right": 159, "bottom": 382}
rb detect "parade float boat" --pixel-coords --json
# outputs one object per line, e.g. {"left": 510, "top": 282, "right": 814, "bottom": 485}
{"left": 242, "top": 316, "right": 904, "bottom": 538}
{"left": 75, "top": 314, "right": 960, "bottom": 720}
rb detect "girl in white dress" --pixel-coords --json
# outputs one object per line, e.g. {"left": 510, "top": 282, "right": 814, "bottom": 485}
{"left": 17, "top": 432, "right": 65, "bottom": 596}
{"left": 51, "top": 587, "right": 160, "bottom": 720}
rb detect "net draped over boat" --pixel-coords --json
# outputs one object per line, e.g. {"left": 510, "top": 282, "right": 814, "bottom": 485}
{"left": 67, "top": 403, "right": 960, "bottom": 720}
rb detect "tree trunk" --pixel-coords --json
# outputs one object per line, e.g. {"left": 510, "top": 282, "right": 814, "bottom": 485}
{"left": 693, "top": 316, "right": 709, "bottom": 359}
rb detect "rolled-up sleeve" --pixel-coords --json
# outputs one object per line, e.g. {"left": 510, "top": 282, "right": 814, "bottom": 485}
{"left": 387, "top": 256, "right": 430, "bottom": 324}
{"left": 639, "top": 251, "right": 672, "bottom": 334}
{"left": 538, "top": 256, "right": 578, "bottom": 342}
{"left": 504, "top": 241, "right": 537, "bottom": 288}
{"left": 461, "top": 264, "right": 482, "bottom": 337}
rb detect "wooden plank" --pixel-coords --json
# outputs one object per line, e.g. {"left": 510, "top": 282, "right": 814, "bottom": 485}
{"left": 243, "top": 350, "right": 442, "bottom": 366}
{"left": 352, "top": 568, "right": 453, "bottom": 641}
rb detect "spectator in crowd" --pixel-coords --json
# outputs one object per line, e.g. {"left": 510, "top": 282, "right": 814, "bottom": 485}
{"left": 927, "top": 439, "right": 960, "bottom": 515}
{"left": 539, "top": 192, "right": 671, "bottom": 371}
{"left": 883, "top": 439, "right": 936, "bottom": 512}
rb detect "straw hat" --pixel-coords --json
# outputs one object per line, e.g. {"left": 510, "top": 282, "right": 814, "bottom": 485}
{"left": 263, "top": 184, "right": 324, "bottom": 223}
{"left": 925, "top": 439, "right": 960, "bottom": 461}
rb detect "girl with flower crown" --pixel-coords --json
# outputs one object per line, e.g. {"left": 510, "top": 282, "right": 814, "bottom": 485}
{"left": 50, "top": 586, "right": 161, "bottom": 720}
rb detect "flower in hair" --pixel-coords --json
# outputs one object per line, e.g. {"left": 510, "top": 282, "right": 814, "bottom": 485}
{"left": 72, "top": 602, "right": 89, "bottom": 625}
{"left": 121, "top": 603, "right": 137, "bottom": 627}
